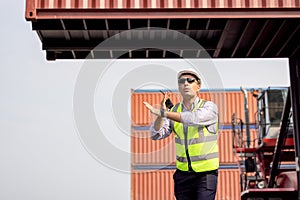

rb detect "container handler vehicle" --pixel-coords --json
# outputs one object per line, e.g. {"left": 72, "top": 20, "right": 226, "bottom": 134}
{"left": 232, "top": 87, "right": 297, "bottom": 199}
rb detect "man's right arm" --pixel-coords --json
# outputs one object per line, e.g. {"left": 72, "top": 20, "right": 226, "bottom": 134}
{"left": 153, "top": 115, "right": 165, "bottom": 131}
{"left": 150, "top": 117, "right": 172, "bottom": 140}
{"left": 144, "top": 92, "right": 173, "bottom": 140}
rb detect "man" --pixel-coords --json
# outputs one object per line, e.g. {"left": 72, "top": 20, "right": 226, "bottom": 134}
{"left": 143, "top": 69, "right": 219, "bottom": 200}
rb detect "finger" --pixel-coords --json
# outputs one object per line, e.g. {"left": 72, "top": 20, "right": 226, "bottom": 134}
{"left": 166, "top": 91, "right": 170, "bottom": 98}
{"left": 161, "top": 93, "right": 168, "bottom": 109}
{"left": 164, "top": 92, "right": 169, "bottom": 101}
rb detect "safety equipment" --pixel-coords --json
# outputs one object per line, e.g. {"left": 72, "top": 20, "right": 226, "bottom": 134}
{"left": 160, "top": 90, "right": 174, "bottom": 109}
{"left": 177, "top": 68, "right": 202, "bottom": 85}
{"left": 171, "top": 99, "right": 219, "bottom": 172}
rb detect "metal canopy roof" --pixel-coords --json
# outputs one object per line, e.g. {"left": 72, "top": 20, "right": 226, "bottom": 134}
{"left": 26, "top": 0, "right": 300, "bottom": 60}
{"left": 31, "top": 17, "right": 300, "bottom": 60}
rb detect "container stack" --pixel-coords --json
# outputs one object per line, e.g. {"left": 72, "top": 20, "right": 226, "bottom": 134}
{"left": 131, "top": 89, "right": 258, "bottom": 200}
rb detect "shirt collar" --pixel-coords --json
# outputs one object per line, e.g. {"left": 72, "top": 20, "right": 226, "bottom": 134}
{"left": 182, "top": 96, "right": 200, "bottom": 111}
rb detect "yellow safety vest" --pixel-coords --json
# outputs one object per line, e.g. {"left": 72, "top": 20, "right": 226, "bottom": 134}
{"left": 171, "top": 99, "right": 219, "bottom": 172}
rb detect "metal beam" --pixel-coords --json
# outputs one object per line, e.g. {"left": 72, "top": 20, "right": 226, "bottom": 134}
{"left": 289, "top": 57, "right": 300, "bottom": 200}
{"left": 205, "top": 19, "right": 211, "bottom": 30}
{"left": 82, "top": 19, "right": 90, "bottom": 40}
{"left": 291, "top": 43, "right": 300, "bottom": 58}
{"left": 71, "top": 50, "right": 76, "bottom": 59}
{"left": 267, "top": 88, "right": 291, "bottom": 188}
{"left": 261, "top": 19, "right": 287, "bottom": 57}
{"left": 27, "top": 8, "right": 300, "bottom": 20}
{"left": 246, "top": 19, "right": 269, "bottom": 58}
{"left": 276, "top": 23, "right": 300, "bottom": 57}
{"left": 42, "top": 40, "right": 215, "bottom": 51}
{"left": 213, "top": 20, "right": 231, "bottom": 57}
{"left": 60, "top": 19, "right": 71, "bottom": 40}
{"left": 186, "top": 18, "right": 190, "bottom": 30}
{"left": 231, "top": 19, "right": 251, "bottom": 58}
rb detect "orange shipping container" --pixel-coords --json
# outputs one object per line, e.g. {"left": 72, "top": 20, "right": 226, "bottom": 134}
{"left": 131, "top": 129, "right": 258, "bottom": 165}
{"left": 131, "top": 130, "right": 175, "bottom": 166}
{"left": 216, "top": 169, "right": 241, "bottom": 200}
{"left": 131, "top": 169, "right": 241, "bottom": 200}
{"left": 131, "top": 90, "right": 257, "bottom": 127}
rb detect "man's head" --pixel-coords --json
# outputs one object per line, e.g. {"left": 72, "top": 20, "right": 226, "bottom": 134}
{"left": 177, "top": 69, "right": 201, "bottom": 98}
{"left": 177, "top": 69, "right": 201, "bottom": 85}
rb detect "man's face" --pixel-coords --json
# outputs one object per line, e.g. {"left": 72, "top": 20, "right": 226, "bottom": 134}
{"left": 178, "top": 74, "right": 200, "bottom": 98}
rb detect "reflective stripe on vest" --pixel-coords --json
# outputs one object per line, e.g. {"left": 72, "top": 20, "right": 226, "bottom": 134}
{"left": 171, "top": 99, "right": 219, "bottom": 172}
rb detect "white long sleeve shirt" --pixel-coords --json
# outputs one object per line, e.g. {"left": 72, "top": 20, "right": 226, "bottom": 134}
{"left": 150, "top": 97, "right": 218, "bottom": 140}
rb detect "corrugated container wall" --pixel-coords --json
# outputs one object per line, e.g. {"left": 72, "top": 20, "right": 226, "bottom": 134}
{"left": 131, "top": 91, "right": 257, "bottom": 127}
{"left": 131, "top": 129, "right": 258, "bottom": 165}
{"left": 131, "top": 169, "right": 241, "bottom": 200}
{"left": 131, "top": 89, "right": 258, "bottom": 200}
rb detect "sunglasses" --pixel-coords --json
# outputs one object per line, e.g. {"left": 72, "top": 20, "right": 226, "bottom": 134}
{"left": 178, "top": 78, "right": 196, "bottom": 84}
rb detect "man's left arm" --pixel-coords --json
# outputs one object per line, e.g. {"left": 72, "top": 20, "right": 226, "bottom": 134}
{"left": 180, "top": 101, "right": 218, "bottom": 127}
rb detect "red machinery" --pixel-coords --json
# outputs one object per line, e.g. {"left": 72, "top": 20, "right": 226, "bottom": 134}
{"left": 232, "top": 87, "right": 298, "bottom": 199}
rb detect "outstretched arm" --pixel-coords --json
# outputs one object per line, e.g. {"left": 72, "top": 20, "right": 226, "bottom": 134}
{"left": 143, "top": 92, "right": 182, "bottom": 130}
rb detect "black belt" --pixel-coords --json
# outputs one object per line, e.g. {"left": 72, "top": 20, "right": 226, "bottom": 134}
{"left": 177, "top": 169, "right": 218, "bottom": 175}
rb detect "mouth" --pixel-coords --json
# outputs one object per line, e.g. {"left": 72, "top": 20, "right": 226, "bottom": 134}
{"left": 183, "top": 88, "right": 190, "bottom": 92}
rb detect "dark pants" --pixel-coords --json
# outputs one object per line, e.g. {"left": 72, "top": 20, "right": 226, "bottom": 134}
{"left": 173, "top": 169, "right": 218, "bottom": 200}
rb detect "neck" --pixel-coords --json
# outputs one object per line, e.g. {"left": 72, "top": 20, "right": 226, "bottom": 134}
{"left": 182, "top": 95, "right": 197, "bottom": 110}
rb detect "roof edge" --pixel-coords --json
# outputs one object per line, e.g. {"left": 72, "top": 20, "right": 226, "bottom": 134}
{"left": 26, "top": 8, "right": 300, "bottom": 20}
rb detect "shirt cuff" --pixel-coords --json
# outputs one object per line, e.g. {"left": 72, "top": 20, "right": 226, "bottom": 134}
{"left": 150, "top": 118, "right": 170, "bottom": 139}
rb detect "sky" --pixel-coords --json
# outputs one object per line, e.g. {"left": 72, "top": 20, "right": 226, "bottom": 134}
{"left": 0, "top": 1, "right": 291, "bottom": 200}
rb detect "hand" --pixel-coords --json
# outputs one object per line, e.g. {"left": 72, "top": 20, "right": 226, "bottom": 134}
{"left": 143, "top": 102, "right": 161, "bottom": 117}
{"left": 161, "top": 92, "right": 169, "bottom": 110}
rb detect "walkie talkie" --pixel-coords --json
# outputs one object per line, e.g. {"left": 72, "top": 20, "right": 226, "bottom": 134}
{"left": 160, "top": 90, "right": 174, "bottom": 109}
